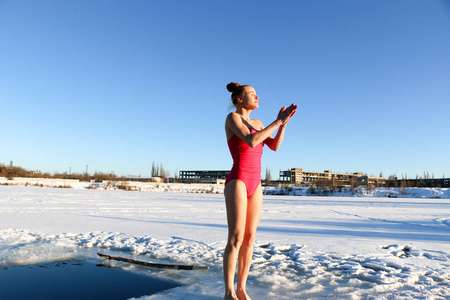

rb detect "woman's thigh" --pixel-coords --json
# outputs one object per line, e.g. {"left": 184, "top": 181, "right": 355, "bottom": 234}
{"left": 224, "top": 179, "right": 248, "bottom": 236}
{"left": 244, "top": 183, "right": 263, "bottom": 236}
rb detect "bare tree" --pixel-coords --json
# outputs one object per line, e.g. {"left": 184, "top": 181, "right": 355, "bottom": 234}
{"left": 160, "top": 163, "right": 165, "bottom": 180}
{"left": 151, "top": 162, "right": 158, "bottom": 177}
{"left": 265, "top": 167, "right": 272, "bottom": 182}
{"left": 174, "top": 169, "right": 179, "bottom": 183}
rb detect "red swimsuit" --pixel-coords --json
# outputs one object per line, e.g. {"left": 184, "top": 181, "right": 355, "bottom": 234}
{"left": 225, "top": 128, "right": 264, "bottom": 197}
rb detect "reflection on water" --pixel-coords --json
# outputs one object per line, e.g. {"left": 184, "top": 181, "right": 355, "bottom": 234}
{"left": 0, "top": 260, "right": 182, "bottom": 300}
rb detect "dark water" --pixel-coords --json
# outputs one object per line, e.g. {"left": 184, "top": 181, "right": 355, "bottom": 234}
{"left": 0, "top": 260, "right": 182, "bottom": 300}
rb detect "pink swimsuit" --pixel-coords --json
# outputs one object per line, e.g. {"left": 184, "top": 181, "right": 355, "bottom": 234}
{"left": 225, "top": 128, "right": 264, "bottom": 197}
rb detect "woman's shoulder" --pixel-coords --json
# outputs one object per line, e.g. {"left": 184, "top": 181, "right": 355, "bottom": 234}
{"left": 226, "top": 112, "right": 241, "bottom": 123}
{"left": 227, "top": 111, "right": 239, "bottom": 118}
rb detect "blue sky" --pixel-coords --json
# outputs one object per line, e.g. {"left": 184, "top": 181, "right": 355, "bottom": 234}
{"left": 1, "top": 0, "right": 449, "bottom": 179}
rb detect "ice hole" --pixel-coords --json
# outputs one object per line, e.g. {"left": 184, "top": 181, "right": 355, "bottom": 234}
{"left": 0, "top": 260, "right": 182, "bottom": 300}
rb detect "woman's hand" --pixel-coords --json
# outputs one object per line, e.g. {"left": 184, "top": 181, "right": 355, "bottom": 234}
{"left": 277, "top": 103, "right": 297, "bottom": 125}
{"left": 263, "top": 103, "right": 297, "bottom": 151}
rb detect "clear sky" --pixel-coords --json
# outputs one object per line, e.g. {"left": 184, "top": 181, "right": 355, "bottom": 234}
{"left": 1, "top": 0, "right": 449, "bottom": 179}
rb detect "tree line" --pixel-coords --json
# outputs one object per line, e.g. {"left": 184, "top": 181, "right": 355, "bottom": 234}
{"left": 0, "top": 162, "right": 176, "bottom": 183}
{"left": 0, "top": 164, "right": 117, "bottom": 182}
{"left": 151, "top": 162, "right": 175, "bottom": 181}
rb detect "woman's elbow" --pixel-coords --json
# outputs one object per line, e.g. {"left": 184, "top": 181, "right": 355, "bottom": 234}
{"left": 267, "top": 143, "right": 279, "bottom": 151}
{"left": 272, "top": 142, "right": 282, "bottom": 151}
{"left": 249, "top": 141, "right": 258, "bottom": 148}
{"left": 248, "top": 137, "right": 259, "bottom": 148}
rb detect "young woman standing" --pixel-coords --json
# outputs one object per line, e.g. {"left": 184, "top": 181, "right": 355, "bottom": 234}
{"left": 223, "top": 82, "right": 297, "bottom": 300}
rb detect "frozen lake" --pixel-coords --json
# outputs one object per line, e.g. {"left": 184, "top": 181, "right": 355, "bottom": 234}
{"left": 0, "top": 259, "right": 181, "bottom": 299}
{"left": 1, "top": 185, "right": 449, "bottom": 299}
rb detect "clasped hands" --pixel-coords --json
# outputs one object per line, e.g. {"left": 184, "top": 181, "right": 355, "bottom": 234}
{"left": 277, "top": 103, "right": 298, "bottom": 125}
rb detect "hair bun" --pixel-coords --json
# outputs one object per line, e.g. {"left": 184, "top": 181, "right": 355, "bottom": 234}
{"left": 226, "top": 82, "right": 240, "bottom": 93}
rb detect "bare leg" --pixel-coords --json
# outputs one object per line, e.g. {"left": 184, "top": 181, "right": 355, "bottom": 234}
{"left": 236, "top": 184, "right": 262, "bottom": 300}
{"left": 223, "top": 179, "right": 248, "bottom": 300}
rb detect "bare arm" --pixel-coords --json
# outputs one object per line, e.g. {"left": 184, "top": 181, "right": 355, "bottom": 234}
{"left": 225, "top": 104, "right": 297, "bottom": 148}
{"left": 264, "top": 124, "right": 286, "bottom": 151}
{"left": 262, "top": 104, "right": 297, "bottom": 151}
{"left": 226, "top": 112, "right": 283, "bottom": 148}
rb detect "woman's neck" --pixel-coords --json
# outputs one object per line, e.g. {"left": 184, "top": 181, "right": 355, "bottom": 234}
{"left": 236, "top": 107, "right": 251, "bottom": 121}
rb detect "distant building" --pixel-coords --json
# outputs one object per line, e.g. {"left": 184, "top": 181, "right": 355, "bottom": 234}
{"left": 178, "top": 168, "right": 388, "bottom": 186}
{"left": 123, "top": 176, "right": 154, "bottom": 182}
{"left": 122, "top": 177, "right": 172, "bottom": 183}
{"left": 279, "top": 168, "right": 386, "bottom": 187}
{"left": 179, "top": 170, "right": 229, "bottom": 184}
{"left": 388, "top": 177, "right": 450, "bottom": 188}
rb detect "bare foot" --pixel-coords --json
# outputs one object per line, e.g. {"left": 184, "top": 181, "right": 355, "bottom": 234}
{"left": 237, "top": 289, "right": 252, "bottom": 300}
{"left": 224, "top": 292, "right": 239, "bottom": 300}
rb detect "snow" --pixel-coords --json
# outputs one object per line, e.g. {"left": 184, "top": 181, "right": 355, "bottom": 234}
{"left": 1, "top": 180, "right": 449, "bottom": 299}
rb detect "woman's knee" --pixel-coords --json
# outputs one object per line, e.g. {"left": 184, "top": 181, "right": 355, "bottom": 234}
{"left": 227, "top": 232, "right": 244, "bottom": 249}
{"left": 241, "top": 232, "right": 256, "bottom": 248}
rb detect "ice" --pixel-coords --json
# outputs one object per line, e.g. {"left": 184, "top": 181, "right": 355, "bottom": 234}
{"left": 1, "top": 183, "right": 449, "bottom": 299}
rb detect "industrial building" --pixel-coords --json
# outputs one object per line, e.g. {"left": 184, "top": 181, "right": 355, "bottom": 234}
{"left": 179, "top": 168, "right": 387, "bottom": 187}
{"left": 388, "top": 177, "right": 450, "bottom": 188}
{"left": 279, "top": 168, "right": 386, "bottom": 187}
{"left": 179, "top": 170, "right": 229, "bottom": 184}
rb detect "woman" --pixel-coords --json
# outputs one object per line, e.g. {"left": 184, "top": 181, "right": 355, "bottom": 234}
{"left": 223, "top": 82, "right": 297, "bottom": 300}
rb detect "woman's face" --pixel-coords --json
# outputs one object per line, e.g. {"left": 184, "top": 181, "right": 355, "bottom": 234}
{"left": 239, "top": 86, "right": 259, "bottom": 110}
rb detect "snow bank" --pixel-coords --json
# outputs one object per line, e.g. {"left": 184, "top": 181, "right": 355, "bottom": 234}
{"left": 0, "top": 177, "right": 224, "bottom": 194}
{"left": 1, "top": 186, "right": 449, "bottom": 299}
{"left": 1, "top": 229, "right": 449, "bottom": 300}
{"left": 264, "top": 186, "right": 450, "bottom": 199}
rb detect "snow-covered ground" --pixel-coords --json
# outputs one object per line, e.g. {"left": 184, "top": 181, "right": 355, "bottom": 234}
{"left": 1, "top": 181, "right": 449, "bottom": 299}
